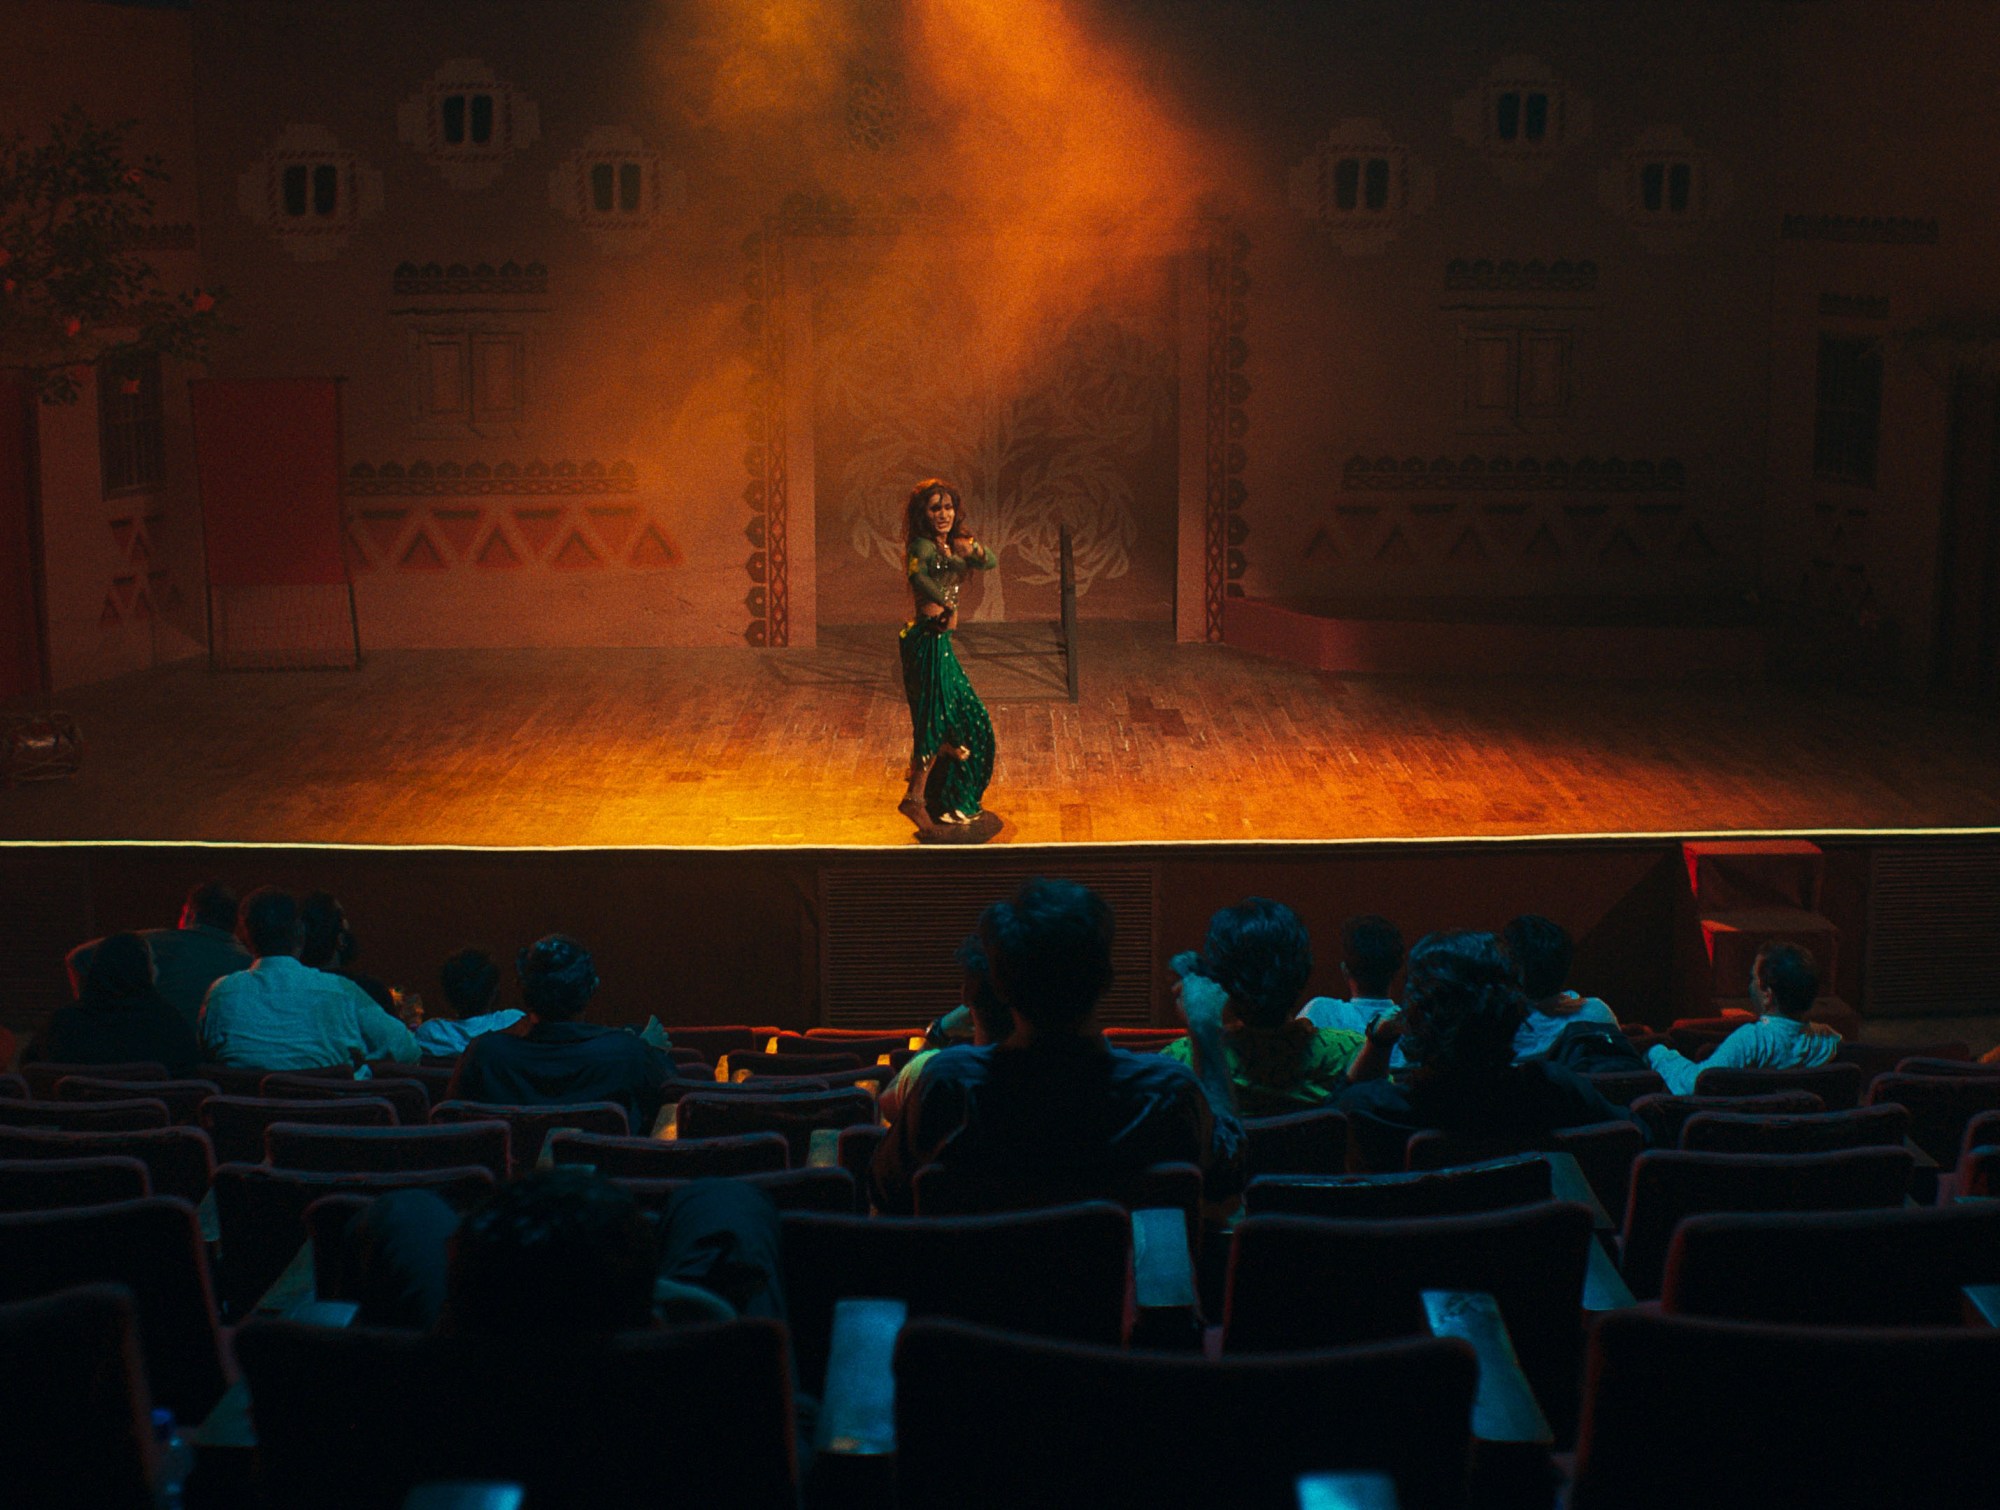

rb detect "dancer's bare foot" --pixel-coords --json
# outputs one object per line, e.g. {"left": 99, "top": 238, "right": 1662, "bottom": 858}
{"left": 938, "top": 809, "right": 972, "bottom": 824}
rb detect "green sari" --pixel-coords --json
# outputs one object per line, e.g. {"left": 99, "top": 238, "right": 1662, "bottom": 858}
{"left": 902, "top": 537, "right": 998, "bottom": 818}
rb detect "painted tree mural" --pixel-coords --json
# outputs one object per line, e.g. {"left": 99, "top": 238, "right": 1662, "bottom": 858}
{"left": 815, "top": 268, "right": 1174, "bottom": 622}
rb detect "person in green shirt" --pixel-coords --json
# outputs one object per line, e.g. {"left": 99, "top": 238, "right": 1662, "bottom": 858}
{"left": 1165, "top": 898, "right": 1364, "bottom": 1116}
{"left": 897, "top": 478, "right": 998, "bottom": 831}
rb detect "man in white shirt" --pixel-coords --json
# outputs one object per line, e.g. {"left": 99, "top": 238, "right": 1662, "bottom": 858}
{"left": 1646, "top": 942, "right": 1840, "bottom": 1096}
{"left": 413, "top": 948, "right": 525, "bottom": 1056}
{"left": 1299, "top": 913, "right": 1403, "bottom": 1036}
{"left": 200, "top": 888, "right": 421, "bottom": 1071}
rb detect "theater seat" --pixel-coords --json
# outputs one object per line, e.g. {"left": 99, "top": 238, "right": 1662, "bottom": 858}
{"left": 0, "top": 1125, "right": 214, "bottom": 1205}
{"left": 0, "top": 1155, "right": 151, "bottom": 1213}
{"left": 893, "top": 1319, "right": 1476, "bottom": 1510}
{"left": 0, "top": 1284, "right": 159, "bottom": 1510}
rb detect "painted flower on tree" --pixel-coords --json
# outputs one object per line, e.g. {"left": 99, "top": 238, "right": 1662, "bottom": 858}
{"left": 0, "top": 109, "right": 224, "bottom": 402}
{"left": 816, "top": 271, "right": 1174, "bottom": 623}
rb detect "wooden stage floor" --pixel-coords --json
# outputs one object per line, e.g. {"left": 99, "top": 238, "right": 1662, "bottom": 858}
{"left": 5, "top": 623, "right": 2000, "bottom": 848}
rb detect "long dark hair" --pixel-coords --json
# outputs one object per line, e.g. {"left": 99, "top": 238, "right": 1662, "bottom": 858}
{"left": 1398, "top": 930, "right": 1529, "bottom": 1075}
{"left": 904, "top": 478, "right": 965, "bottom": 550}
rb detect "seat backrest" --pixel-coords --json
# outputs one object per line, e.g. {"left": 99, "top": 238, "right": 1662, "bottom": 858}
{"left": 0, "top": 1097, "right": 171, "bottom": 1133}
{"left": 673, "top": 1088, "right": 873, "bottom": 1166}
{"left": 616, "top": 1167, "right": 857, "bottom": 1217}
{"left": 546, "top": 1128, "right": 789, "bottom": 1177}
{"left": 1627, "top": 1090, "right": 1824, "bottom": 1146}
{"left": 1580, "top": 1069, "right": 1669, "bottom": 1106}
{"left": 1837, "top": 1041, "right": 1969, "bottom": 1081}
{"left": 1407, "top": 1119, "right": 1644, "bottom": 1223}
{"left": 1225, "top": 1202, "right": 1594, "bottom": 1439}
{"left": 801, "top": 1031, "right": 914, "bottom": 1058}
{"left": 265, "top": 1120, "right": 511, "bottom": 1180}
{"left": 210, "top": 1162, "right": 496, "bottom": 1318}
{"left": 192, "top": 1062, "right": 276, "bottom": 1097}
{"left": 0, "top": 1155, "right": 151, "bottom": 1212}
{"left": 719, "top": 1051, "right": 865, "bottom": 1082}
{"left": 1959, "top": 1107, "right": 2000, "bottom": 1165}
{"left": 1866, "top": 1072, "right": 2000, "bottom": 1164}
{"left": 261, "top": 1073, "right": 430, "bottom": 1125}
{"left": 1570, "top": 1309, "right": 2000, "bottom": 1510}
{"left": 894, "top": 1318, "right": 1477, "bottom": 1510}
{"left": 658, "top": 1026, "right": 761, "bottom": 1060}
{"left": 0, "top": 1125, "right": 214, "bottom": 1204}
{"left": 1101, "top": 1027, "right": 1188, "bottom": 1051}
{"left": 53, "top": 1076, "right": 221, "bottom": 1127}
{"left": 836, "top": 1122, "right": 888, "bottom": 1194}
{"left": 379, "top": 1059, "right": 456, "bottom": 1097}
{"left": 21, "top": 1062, "right": 170, "bottom": 1098}
{"left": 0, "top": 1196, "right": 229, "bottom": 1421}
{"left": 0, "top": 1284, "right": 159, "bottom": 1510}
{"left": 781, "top": 1202, "right": 1133, "bottom": 1392}
{"left": 234, "top": 1316, "right": 797, "bottom": 1510}
{"left": 913, "top": 1160, "right": 1203, "bottom": 1234}
{"left": 200, "top": 1095, "right": 397, "bottom": 1166}
{"left": 1892, "top": 1055, "right": 1990, "bottom": 1077}
{"left": 1620, "top": 1145, "right": 1915, "bottom": 1300}
{"left": 1662, "top": 1201, "right": 2000, "bottom": 1326}
{"left": 1241, "top": 1105, "right": 1350, "bottom": 1178}
{"left": 1680, "top": 1104, "right": 1909, "bottom": 1153}
{"left": 1693, "top": 1062, "right": 1865, "bottom": 1110}
{"left": 0, "top": 1072, "right": 26, "bottom": 1100}
{"left": 1960, "top": 1144, "right": 2000, "bottom": 1198}
{"left": 1243, "top": 1153, "right": 1553, "bottom": 1220}
{"left": 428, "top": 1101, "right": 631, "bottom": 1173}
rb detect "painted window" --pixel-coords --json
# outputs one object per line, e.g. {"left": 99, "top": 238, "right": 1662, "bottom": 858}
{"left": 98, "top": 351, "right": 165, "bottom": 496}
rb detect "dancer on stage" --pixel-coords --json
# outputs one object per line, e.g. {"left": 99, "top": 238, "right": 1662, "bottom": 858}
{"left": 898, "top": 478, "right": 998, "bottom": 834}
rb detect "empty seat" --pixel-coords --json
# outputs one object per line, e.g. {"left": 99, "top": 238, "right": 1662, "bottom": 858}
{"left": 201, "top": 1095, "right": 397, "bottom": 1166}
{"left": 1866, "top": 1071, "right": 2000, "bottom": 1164}
{"left": 210, "top": 1162, "right": 497, "bottom": 1319}
{"left": 0, "top": 1196, "right": 231, "bottom": 1420}
{"left": 657, "top": 1026, "right": 761, "bottom": 1060}
{"left": 193, "top": 1062, "right": 282, "bottom": 1097}
{"left": 1959, "top": 1108, "right": 2000, "bottom": 1165}
{"left": 1627, "top": 1090, "right": 1824, "bottom": 1147}
{"left": 546, "top": 1129, "right": 789, "bottom": 1178}
{"left": 1836, "top": 1041, "right": 1968, "bottom": 1081}
{"left": 261, "top": 1072, "right": 430, "bottom": 1126}
{"left": 1892, "top": 1055, "right": 1991, "bottom": 1077}
{"left": 1959, "top": 1144, "right": 2000, "bottom": 1198}
{"left": 673, "top": 1088, "right": 874, "bottom": 1167}
{"left": 1243, "top": 1154, "right": 1553, "bottom": 1220}
{"left": 1225, "top": 1202, "right": 1594, "bottom": 1440}
{"left": 369, "top": 1060, "right": 453, "bottom": 1102}
{"left": 1242, "top": 1106, "right": 1350, "bottom": 1178}
{"left": 235, "top": 1315, "right": 797, "bottom": 1510}
{"left": 0, "top": 1284, "right": 159, "bottom": 1510}
{"left": 1692, "top": 1062, "right": 1865, "bottom": 1110}
{"left": 53, "top": 1076, "right": 219, "bottom": 1126}
{"left": 0, "top": 1073, "right": 25, "bottom": 1099}
{"left": 0, "top": 1156, "right": 150, "bottom": 1212}
{"left": 1101, "top": 1027, "right": 1189, "bottom": 1050}
{"left": 1662, "top": 1202, "right": 2000, "bottom": 1325}
{"left": 801, "top": 1031, "right": 916, "bottom": 1058}
{"left": 895, "top": 1318, "right": 1476, "bottom": 1510}
{"left": 1408, "top": 1119, "right": 1644, "bottom": 1224}
{"left": 1568, "top": 1309, "right": 2000, "bottom": 1510}
{"left": 0, "top": 1125, "right": 214, "bottom": 1204}
{"left": 1678, "top": 1103, "right": 1910, "bottom": 1154}
{"left": 21, "top": 1062, "right": 169, "bottom": 1098}
{"left": 719, "top": 1050, "right": 865, "bottom": 1082}
{"left": 429, "top": 1101, "right": 630, "bottom": 1174}
{"left": 913, "top": 1161, "right": 1203, "bottom": 1234}
{"left": 1618, "top": 1146, "right": 1914, "bottom": 1300}
{"left": 781, "top": 1202, "right": 1132, "bottom": 1393}
{"left": 0, "top": 1098, "right": 170, "bottom": 1133}
{"left": 265, "top": 1120, "right": 510, "bottom": 1180}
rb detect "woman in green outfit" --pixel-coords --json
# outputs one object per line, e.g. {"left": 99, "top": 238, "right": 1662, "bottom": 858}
{"left": 898, "top": 478, "right": 998, "bottom": 830}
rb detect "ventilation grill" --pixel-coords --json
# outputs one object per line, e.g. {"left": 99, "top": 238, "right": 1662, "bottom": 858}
{"left": 1865, "top": 843, "right": 2000, "bottom": 1017}
{"left": 821, "top": 860, "right": 1158, "bottom": 1028}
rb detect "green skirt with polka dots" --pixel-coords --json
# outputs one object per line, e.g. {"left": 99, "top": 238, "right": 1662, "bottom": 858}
{"left": 899, "top": 618, "right": 995, "bottom": 818}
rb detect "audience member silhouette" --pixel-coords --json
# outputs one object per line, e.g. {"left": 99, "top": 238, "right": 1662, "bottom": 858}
{"left": 199, "top": 887, "right": 420, "bottom": 1070}
{"left": 64, "top": 881, "right": 250, "bottom": 1030}
{"left": 447, "top": 936, "right": 679, "bottom": 1131}
{"left": 1647, "top": 941, "right": 1839, "bottom": 1095}
{"left": 871, "top": 877, "right": 1244, "bottom": 1213}
{"left": 34, "top": 931, "right": 202, "bottom": 1077}
{"left": 414, "top": 948, "right": 526, "bottom": 1057}
{"left": 1161, "top": 898, "right": 1363, "bottom": 1115}
{"left": 299, "top": 891, "right": 398, "bottom": 1015}
{"left": 1339, "top": 929, "right": 1631, "bottom": 1169}
{"left": 1299, "top": 912, "right": 1404, "bottom": 1035}
{"left": 880, "top": 935, "right": 1012, "bottom": 1123}
{"left": 1503, "top": 913, "right": 1621, "bottom": 1060}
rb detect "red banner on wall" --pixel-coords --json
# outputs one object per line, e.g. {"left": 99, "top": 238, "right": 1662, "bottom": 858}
{"left": 191, "top": 378, "right": 346, "bottom": 588}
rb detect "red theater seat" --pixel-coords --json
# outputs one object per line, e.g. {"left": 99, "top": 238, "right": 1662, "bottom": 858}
{"left": 264, "top": 1120, "right": 511, "bottom": 1180}
{"left": 0, "top": 1125, "right": 214, "bottom": 1204}
{"left": 428, "top": 1100, "right": 630, "bottom": 1174}
{"left": 0, "top": 1285, "right": 159, "bottom": 1510}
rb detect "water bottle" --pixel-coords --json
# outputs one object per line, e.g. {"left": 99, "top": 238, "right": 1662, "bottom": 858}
{"left": 152, "top": 1407, "right": 194, "bottom": 1508}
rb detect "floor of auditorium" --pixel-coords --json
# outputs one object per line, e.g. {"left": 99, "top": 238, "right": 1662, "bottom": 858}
{"left": 5, "top": 622, "right": 2000, "bottom": 848}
